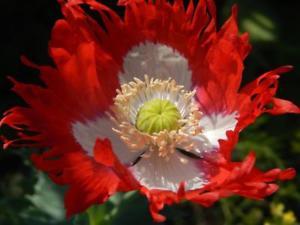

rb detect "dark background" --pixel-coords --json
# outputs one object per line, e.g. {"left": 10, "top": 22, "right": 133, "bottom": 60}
{"left": 0, "top": 0, "right": 299, "bottom": 225}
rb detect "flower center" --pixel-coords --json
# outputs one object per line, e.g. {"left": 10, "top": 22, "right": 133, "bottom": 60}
{"left": 136, "top": 99, "right": 181, "bottom": 134}
{"left": 109, "top": 75, "right": 202, "bottom": 160}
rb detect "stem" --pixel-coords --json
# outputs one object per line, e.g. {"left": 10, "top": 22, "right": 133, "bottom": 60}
{"left": 221, "top": 200, "right": 233, "bottom": 225}
{"left": 87, "top": 205, "right": 108, "bottom": 225}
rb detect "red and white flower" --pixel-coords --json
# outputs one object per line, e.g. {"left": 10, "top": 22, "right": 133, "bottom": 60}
{"left": 1, "top": 0, "right": 299, "bottom": 222}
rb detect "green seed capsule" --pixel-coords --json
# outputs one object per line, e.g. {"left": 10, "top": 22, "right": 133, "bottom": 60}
{"left": 136, "top": 99, "right": 181, "bottom": 134}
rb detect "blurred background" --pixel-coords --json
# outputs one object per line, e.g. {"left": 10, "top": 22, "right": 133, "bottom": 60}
{"left": 0, "top": 0, "right": 299, "bottom": 224}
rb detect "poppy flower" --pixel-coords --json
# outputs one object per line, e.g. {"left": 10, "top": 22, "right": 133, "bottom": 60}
{"left": 1, "top": 0, "right": 299, "bottom": 222}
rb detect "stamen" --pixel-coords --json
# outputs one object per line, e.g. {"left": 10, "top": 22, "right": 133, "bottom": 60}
{"left": 110, "top": 75, "right": 202, "bottom": 160}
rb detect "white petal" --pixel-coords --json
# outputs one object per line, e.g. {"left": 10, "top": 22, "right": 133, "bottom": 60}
{"left": 72, "top": 117, "right": 142, "bottom": 164}
{"left": 119, "top": 41, "right": 192, "bottom": 89}
{"left": 200, "top": 112, "right": 238, "bottom": 148}
{"left": 130, "top": 151, "right": 207, "bottom": 192}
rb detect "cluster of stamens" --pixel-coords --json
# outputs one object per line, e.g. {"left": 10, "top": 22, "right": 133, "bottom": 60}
{"left": 108, "top": 75, "right": 202, "bottom": 160}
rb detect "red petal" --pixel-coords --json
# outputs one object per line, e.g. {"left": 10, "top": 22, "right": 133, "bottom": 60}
{"left": 94, "top": 138, "right": 116, "bottom": 167}
{"left": 191, "top": 192, "right": 220, "bottom": 207}
{"left": 278, "top": 168, "right": 296, "bottom": 180}
{"left": 238, "top": 66, "right": 299, "bottom": 130}
{"left": 269, "top": 98, "right": 300, "bottom": 115}
{"left": 94, "top": 138, "right": 140, "bottom": 191}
